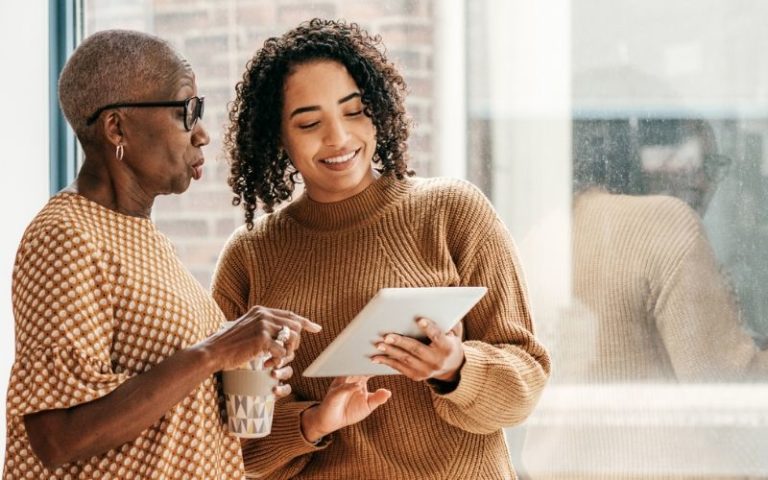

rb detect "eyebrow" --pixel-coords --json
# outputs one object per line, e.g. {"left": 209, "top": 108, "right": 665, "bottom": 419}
{"left": 289, "top": 92, "right": 361, "bottom": 119}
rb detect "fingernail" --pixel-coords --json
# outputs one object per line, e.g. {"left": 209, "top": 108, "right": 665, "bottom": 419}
{"left": 385, "top": 336, "right": 395, "bottom": 344}
{"left": 418, "top": 319, "right": 428, "bottom": 327}
{"left": 371, "top": 358, "right": 380, "bottom": 364}
{"left": 376, "top": 343, "right": 386, "bottom": 352}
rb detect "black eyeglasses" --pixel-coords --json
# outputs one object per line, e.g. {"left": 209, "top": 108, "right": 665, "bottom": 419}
{"left": 85, "top": 96, "right": 205, "bottom": 131}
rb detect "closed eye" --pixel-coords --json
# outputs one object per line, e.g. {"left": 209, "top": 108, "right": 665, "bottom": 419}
{"left": 345, "top": 110, "right": 363, "bottom": 117}
{"left": 298, "top": 121, "right": 320, "bottom": 130}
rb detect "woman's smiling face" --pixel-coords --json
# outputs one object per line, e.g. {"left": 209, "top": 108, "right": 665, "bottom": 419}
{"left": 280, "top": 60, "right": 377, "bottom": 203}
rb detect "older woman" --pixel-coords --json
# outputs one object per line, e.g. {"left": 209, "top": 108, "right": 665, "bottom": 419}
{"left": 3, "top": 30, "right": 320, "bottom": 479}
{"left": 213, "top": 19, "right": 550, "bottom": 479}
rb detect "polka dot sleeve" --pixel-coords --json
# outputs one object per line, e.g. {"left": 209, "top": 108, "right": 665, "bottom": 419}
{"left": 7, "top": 223, "right": 129, "bottom": 418}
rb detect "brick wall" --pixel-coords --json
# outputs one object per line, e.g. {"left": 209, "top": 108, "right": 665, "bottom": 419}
{"left": 85, "top": 0, "right": 437, "bottom": 287}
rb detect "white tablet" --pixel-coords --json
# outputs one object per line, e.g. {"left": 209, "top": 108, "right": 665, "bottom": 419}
{"left": 302, "top": 286, "right": 487, "bottom": 377}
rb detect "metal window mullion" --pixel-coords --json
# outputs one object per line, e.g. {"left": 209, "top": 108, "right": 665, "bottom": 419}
{"left": 49, "top": 0, "right": 82, "bottom": 195}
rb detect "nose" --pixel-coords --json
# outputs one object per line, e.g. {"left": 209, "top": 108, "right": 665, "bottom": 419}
{"left": 191, "top": 120, "right": 210, "bottom": 147}
{"left": 323, "top": 116, "right": 350, "bottom": 147}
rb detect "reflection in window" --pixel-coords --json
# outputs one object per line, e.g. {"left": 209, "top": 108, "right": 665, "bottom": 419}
{"left": 467, "top": 0, "right": 768, "bottom": 478}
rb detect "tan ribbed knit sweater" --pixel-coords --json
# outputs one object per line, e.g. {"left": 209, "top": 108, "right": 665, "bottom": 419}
{"left": 211, "top": 175, "right": 551, "bottom": 480}
{"left": 564, "top": 188, "right": 768, "bottom": 383}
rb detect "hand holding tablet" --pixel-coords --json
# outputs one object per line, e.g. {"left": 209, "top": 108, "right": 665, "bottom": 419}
{"left": 303, "top": 287, "right": 487, "bottom": 377}
{"left": 371, "top": 315, "right": 466, "bottom": 382}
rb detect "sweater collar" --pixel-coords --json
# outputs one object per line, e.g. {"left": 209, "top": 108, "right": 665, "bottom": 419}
{"left": 285, "top": 174, "right": 411, "bottom": 231}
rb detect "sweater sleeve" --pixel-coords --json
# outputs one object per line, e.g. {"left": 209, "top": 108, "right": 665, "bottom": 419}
{"left": 211, "top": 230, "right": 252, "bottom": 321}
{"left": 8, "top": 223, "right": 130, "bottom": 418}
{"left": 430, "top": 185, "right": 551, "bottom": 434}
{"left": 238, "top": 396, "right": 331, "bottom": 479}
{"left": 211, "top": 230, "right": 331, "bottom": 478}
{"left": 653, "top": 221, "right": 768, "bottom": 381}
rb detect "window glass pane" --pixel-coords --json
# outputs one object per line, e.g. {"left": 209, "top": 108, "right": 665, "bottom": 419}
{"left": 467, "top": 1, "right": 768, "bottom": 478}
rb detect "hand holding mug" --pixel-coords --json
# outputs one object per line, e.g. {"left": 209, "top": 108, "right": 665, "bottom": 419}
{"left": 207, "top": 305, "right": 322, "bottom": 372}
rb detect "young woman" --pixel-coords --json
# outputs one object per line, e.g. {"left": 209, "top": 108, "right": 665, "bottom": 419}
{"left": 213, "top": 19, "right": 551, "bottom": 479}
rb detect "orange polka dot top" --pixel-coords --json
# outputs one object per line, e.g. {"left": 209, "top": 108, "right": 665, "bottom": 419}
{"left": 4, "top": 192, "right": 244, "bottom": 479}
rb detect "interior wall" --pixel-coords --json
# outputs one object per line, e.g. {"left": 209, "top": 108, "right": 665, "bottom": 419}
{"left": 0, "top": 1, "right": 51, "bottom": 466}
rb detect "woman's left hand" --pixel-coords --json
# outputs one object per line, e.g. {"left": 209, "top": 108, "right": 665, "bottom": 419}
{"left": 372, "top": 318, "right": 465, "bottom": 382}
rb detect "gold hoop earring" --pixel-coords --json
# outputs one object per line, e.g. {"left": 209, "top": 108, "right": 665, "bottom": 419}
{"left": 115, "top": 144, "right": 124, "bottom": 161}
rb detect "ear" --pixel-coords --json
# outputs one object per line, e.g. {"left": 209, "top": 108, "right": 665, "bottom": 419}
{"left": 101, "top": 110, "right": 125, "bottom": 147}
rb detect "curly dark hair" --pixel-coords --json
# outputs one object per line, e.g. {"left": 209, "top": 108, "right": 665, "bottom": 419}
{"left": 225, "top": 18, "right": 414, "bottom": 229}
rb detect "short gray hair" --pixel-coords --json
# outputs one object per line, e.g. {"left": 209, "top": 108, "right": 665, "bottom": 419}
{"left": 58, "top": 29, "right": 190, "bottom": 143}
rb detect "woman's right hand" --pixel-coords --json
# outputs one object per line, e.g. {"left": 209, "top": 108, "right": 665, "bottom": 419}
{"left": 300, "top": 376, "right": 391, "bottom": 443}
{"left": 204, "top": 305, "right": 322, "bottom": 372}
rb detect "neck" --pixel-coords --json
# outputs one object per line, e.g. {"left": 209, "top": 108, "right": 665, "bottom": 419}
{"left": 72, "top": 154, "right": 154, "bottom": 219}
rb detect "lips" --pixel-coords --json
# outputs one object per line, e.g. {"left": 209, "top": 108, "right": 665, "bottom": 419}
{"left": 319, "top": 148, "right": 360, "bottom": 171}
{"left": 191, "top": 159, "right": 204, "bottom": 180}
{"left": 321, "top": 149, "right": 357, "bottom": 164}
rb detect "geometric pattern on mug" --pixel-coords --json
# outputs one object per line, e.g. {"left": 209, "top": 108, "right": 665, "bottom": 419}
{"left": 226, "top": 393, "right": 275, "bottom": 436}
